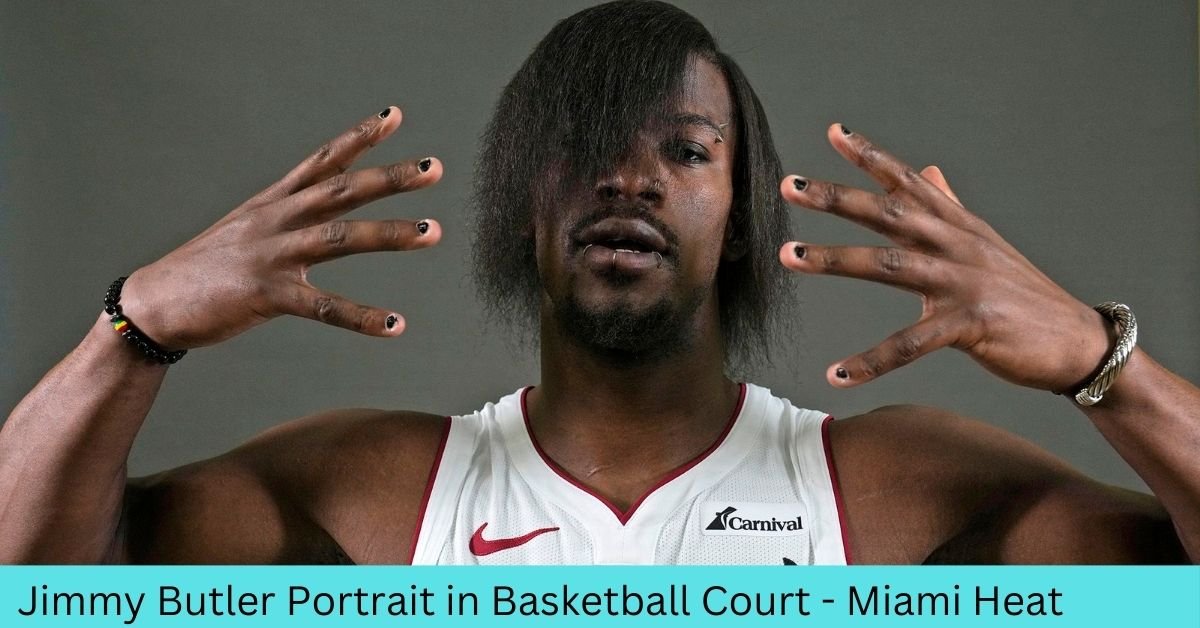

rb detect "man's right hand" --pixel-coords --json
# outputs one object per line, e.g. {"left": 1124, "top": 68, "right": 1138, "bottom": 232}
{"left": 119, "top": 106, "right": 442, "bottom": 350}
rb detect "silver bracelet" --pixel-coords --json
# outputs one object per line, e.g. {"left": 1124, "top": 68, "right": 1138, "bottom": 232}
{"left": 1074, "top": 302, "right": 1137, "bottom": 406}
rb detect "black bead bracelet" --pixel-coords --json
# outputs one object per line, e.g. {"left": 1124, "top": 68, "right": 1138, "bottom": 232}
{"left": 104, "top": 277, "right": 187, "bottom": 364}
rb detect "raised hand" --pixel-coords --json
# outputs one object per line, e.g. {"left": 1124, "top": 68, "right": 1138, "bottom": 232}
{"left": 779, "top": 124, "right": 1112, "bottom": 393}
{"left": 118, "top": 107, "right": 442, "bottom": 350}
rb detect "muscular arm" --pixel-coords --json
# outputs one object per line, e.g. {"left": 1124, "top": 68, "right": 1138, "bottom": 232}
{"left": 1, "top": 313, "right": 445, "bottom": 564}
{"left": 121, "top": 408, "right": 446, "bottom": 564}
{"left": 0, "top": 107, "right": 444, "bottom": 564}
{"left": 0, "top": 315, "right": 164, "bottom": 563}
{"left": 830, "top": 406, "right": 1186, "bottom": 564}
{"left": 1072, "top": 349, "right": 1200, "bottom": 561}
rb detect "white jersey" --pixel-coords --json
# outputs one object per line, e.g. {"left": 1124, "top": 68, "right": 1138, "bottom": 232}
{"left": 411, "top": 383, "right": 850, "bottom": 565}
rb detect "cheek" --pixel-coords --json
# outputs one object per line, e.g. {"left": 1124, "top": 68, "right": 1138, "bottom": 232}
{"left": 676, "top": 183, "right": 734, "bottom": 274}
{"left": 532, "top": 213, "right": 566, "bottom": 293}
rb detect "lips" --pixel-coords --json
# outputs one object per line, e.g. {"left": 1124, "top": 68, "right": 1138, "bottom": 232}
{"left": 575, "top": 217, "right": 669, "bottom": 255}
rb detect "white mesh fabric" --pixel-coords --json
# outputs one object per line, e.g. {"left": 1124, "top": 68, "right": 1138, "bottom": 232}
{"left": 411, "top": 385, "right": 846, "bottom": 565}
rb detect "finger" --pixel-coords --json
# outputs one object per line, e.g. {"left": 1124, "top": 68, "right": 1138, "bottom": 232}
{"left": 279, "top": 286, "right": 406, "bottom": 337}
{"left": 282, "top": 156, "right": 443, "bottom": 227}
{"left": 827, "top": 317, "right": 956, "bottom": 387}
{"left": 253, "top": 107, "right": 404, "bottom": 204}
{"left": 290, "top": 218, "right": 442, "bottom": 263}
{"left": 826, "top": 124, "right": 963, "bottom": 219}
{"left": 781, "top": 175, "right": 948, "bottom": 248}
{"left": 920, "top": 165, "right": 962, "bottom": 206}
{"left": 779, "top": 241, "right": 943, "bottom": 293}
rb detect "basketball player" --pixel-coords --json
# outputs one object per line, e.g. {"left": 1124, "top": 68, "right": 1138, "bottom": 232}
{"left": 2, "top": 2, "right": 1197, "bottom": 564}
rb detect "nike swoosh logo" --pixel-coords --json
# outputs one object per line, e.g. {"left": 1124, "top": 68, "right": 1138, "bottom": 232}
{"left": 469, "top": 522, "right": 560, "bottom": 557}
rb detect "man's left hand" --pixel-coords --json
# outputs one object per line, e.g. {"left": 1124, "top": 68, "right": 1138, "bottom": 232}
{"left": 779, "top": 124, "right": 1112, "bottom": 392}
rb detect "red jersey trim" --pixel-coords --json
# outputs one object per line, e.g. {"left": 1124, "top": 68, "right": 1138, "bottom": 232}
{"left": 821, "top": 415, "right": 854, "bottom": 565}
{"left": 520, "top": 383, "right": 747, "bottom": 526}
{"left": 406, "top": 416, "right": 452, "bottom": 564}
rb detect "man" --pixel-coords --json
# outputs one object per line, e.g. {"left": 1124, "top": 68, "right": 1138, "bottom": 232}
{"left": 1, "top": 1, "right": 1197, "bottom": 564}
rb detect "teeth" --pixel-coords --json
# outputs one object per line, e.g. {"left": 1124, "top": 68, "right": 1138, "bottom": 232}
{"left": 615, "top": 248, "right": 636, "bottom": 253}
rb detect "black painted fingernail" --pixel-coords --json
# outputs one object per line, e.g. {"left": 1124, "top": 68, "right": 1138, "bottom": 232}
{"left": 418, "top": 158, "right": 432, "bottom": 173}
{"left": 840, "top": 124, "right": 852, "bottom": 136}
{"left": 793, "top": 244, "right": 806, "bottom": 259}
{"left": 793, "top": 177, "right": 808, "bottom": 192}
{"left": 416, "top": 220, "right": 429, "bottom": 235}
{"left": 378, "top": 107, "right": 391, "bottom": 119}
{"left": 835, "top": 366, "right": 849, "bottom": 379}
{"left": 385, "top": 314, "right": 398, "bottom": 330}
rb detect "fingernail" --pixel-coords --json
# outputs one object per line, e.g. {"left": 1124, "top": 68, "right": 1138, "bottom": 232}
{"left": 378, "top": 107, "right": 391, "bottom": 119}
{"left": 385, "top": 314, "right": 398, "bottom": 330}
{"left": 840, "top": 124, "right": 852, "bottom": 136}
{"left": 793, "top": 244, "right": 806, "bottom": 259}
{"left": 416, "top": 220, "right": 429, "bottom": 235}
{"left": 418, "top": 158, "right": 432, "bottom": 173}
{"left": 835, "top": 366, "right": 849, "bottom": 379}
{"left": 793, "top": 177, "right": 808, "bottom": 192}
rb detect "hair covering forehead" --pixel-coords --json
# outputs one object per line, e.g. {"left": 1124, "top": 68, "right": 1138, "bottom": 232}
{"left": 521, "top": 0, "right": 720, "bottom": 183}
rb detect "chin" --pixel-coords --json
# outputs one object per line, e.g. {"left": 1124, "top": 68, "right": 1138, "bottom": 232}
{"left": 554, "top": 287, "right": 703, "bottom": 361}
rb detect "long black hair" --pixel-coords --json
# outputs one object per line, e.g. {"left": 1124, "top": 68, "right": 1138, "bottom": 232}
{"left": 471, "top": 0, "right": 792, "bottom": 371}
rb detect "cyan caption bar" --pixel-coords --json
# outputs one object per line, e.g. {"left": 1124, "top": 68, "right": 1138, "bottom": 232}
{"left": 1, "top": 566, "right": 1196, "bottom": 627}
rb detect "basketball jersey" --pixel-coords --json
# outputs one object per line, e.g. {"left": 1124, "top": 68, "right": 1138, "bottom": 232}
{"left": 410, "top": 383, "right": 850, "bottom": 565}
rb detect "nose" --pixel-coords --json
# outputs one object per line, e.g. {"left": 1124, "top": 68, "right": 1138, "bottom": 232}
{"left": 594, "top": 152, "right": 663, "bottom": 206}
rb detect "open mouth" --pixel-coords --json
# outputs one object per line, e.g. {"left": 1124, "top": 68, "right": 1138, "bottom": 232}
{"left": 575, "top": 218, "right": 669, "bottom": 255}
{"left": 574, "top": 218, "right": 671, "bottom": 274}
{"left": 595, "top": 238, "right": 655, "bottom": 254}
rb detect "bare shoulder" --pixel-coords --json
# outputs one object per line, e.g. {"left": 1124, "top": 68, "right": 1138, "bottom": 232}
{"left": 826, "top": 405, "right": 1184, "bottom": 564}
{"left": 126, "top": 408, "right": 448, "bottom": 564}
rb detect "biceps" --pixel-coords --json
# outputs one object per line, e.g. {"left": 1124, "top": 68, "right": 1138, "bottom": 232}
{"left": 987, "top": 482, "right": 1185, "bottom": 564}
{"left": 119, "top": 464, "right": 334, "bottom": 564}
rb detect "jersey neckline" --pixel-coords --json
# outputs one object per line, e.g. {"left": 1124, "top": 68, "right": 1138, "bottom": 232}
{"left": 517, "top": 383, "right": 748, "bottom": 526}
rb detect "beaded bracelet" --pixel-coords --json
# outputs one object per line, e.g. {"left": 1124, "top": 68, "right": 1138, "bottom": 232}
{"left": 103, "top": 277, "right": 187, "bottom": 364}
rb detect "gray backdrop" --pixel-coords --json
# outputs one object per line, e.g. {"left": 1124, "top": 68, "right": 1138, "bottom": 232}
{"left": 1, "top": 1, "right": 1197, "bottom": 490}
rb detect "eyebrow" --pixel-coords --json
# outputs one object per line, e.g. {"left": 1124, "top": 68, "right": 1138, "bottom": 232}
{"left": 672, "top": 113, "right": 728, "bottom": 143}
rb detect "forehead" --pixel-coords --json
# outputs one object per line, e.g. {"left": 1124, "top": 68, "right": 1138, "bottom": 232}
{"left": 675, "top": 57, "right": 733, "bottom": 128}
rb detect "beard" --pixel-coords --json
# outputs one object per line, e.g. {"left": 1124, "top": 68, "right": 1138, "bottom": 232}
{"left": 553, "top": 281, "right": 706, "bottom": 363}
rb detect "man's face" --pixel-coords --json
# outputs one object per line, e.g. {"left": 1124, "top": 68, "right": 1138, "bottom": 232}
{"left": 534, "top": 57, "right": 737, "bottom": 357}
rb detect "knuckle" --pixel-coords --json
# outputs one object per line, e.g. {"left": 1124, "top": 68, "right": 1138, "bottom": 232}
{"left": 818, "top": 182, "right": 841, "bottom": 211}
{"left": 966, "top": 300, "right": 997, "bottom": 327}
{"left": 353, "top": 120, "right": 373, "bottom": 142}
{"left": 857, "top": 143, "right": 883, "bottom": 169}
{"left": 899, "top": 166, "right": 922, "bottom": 186}
{"left": 353, "top": 305, "right": 372, "bottom": 332}
{"left": 314, "top": 295, "right": 339, "bottom": 323}
{"left": 860, "top": 353, "right": 884, "bottom": 379}
{"left": 820, "top": 248, "right": 841, "bottom": 272}
{"left": 320, "top": 221, "right": 349, "bottom": 249}
{"left": 894, "top": 331, "right": 923, "bottom": 363}
{"left": 381, "top": 220, "right": 404, "bottom": 247}
{"left": 878, "top": 248, "right": 903, "bottom": 273}
{"left": 882, "top": 195, "right": 906, "bottom": 220}
{"left": 325, "top": 172, "right": 352, "bottom": 198}
{"left": 384, "top": 162, "right": 408, "bottom": 191}
{"left": 313, "top": 143, "right": 334, "bottom": 165}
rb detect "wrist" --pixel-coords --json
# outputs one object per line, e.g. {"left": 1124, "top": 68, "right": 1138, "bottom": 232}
{"left": 102, "top": 275, "right": 188, "bottom": 364}
{"left": 1056, "top": 307, "right": 1120, "bottom": 395}
{"left": 1060, "top": 302, "right": 1138, "bottom": 405}
{"left": 116, "top": 270, "right": 171, "bottom": 344}
{"left": 84, "top": 311, "right": 170, "bottom": 371}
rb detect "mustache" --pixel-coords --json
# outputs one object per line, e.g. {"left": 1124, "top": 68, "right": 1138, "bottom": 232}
{"left": 567, "top": 205, "right": 681, "bottom": 254}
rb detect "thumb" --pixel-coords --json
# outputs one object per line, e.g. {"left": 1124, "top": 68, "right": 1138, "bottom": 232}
{"left": 920, "top": 165, "right": 962, "bottom": 206}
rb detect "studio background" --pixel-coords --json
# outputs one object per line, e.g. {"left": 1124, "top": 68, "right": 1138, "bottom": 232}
{"left": 1, "top": 1, "right": 1196, "bottom": 490}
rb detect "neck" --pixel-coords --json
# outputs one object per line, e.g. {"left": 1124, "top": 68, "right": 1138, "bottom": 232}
{"left": 528, "top": 300, "right": 740, "bottom": 511}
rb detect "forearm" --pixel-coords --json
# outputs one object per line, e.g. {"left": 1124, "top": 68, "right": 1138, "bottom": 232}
{"left": 1078, "top": 348, "right": 1200, "bottom": 562}
{"left": 0, "top": 313, "right": 167, "bottom": 563}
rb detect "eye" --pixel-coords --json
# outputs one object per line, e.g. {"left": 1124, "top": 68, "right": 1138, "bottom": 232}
{"left": 664, "top": 139, "right": 710, "bottom": 165}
